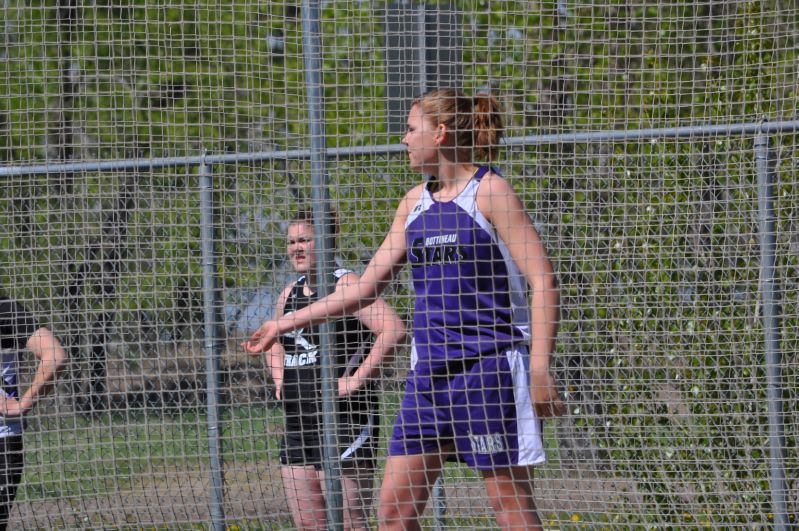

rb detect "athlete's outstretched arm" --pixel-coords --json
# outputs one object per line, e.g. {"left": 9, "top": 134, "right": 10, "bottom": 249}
{"left": 478, "top": 173, "right": 566, "bottom": 418}
{"left": 242, "top": 198, "right": 412, "bottom": 355}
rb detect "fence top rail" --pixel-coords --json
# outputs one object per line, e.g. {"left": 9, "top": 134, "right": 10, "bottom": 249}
{"left": 2, "top": 119, "right": 798, "bottom": 178}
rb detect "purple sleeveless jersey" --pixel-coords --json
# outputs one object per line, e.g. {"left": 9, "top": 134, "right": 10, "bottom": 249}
{"left": 404, "top": 166, "right": 531, "bottom": 375}
{"left": 390, "top": 167, "right": 545, "bottom": 469}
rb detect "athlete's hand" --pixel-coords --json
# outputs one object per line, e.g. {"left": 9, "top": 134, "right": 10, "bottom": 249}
{"left": 530, "top": 370, "right": 566, "bottom": 418}
{"left": 0, "top": 396, "right": 24, "bottom": 418}
{"left": 338, "top": 375, "right": 364, "bottom": 397}
{"left": 241, "top": 320, "right": 280, "bottom": 354}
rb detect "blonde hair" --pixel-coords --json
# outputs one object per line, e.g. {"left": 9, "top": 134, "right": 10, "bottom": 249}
{"left": 412, "top": 88, "right": 504, "bottom": 160}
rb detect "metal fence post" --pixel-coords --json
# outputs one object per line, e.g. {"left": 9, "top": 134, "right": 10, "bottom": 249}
{"left": 302, "top": 1, "right": 343, "bottom": 529}
{"left": 754, "top": 132, "right": 788, "bottom": 529}
{"left": 199, "top": 157, "right": 226, "bottom": 531}
{"left": 432, "top": 475, "right": 446, "bottom": 529}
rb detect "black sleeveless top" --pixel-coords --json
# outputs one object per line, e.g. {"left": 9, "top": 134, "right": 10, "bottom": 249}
{"left": 280, "top": 270, "right": 377, "bottom": 436}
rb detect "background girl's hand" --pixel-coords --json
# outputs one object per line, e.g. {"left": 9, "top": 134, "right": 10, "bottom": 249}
{"left": 241, "top": 320, "right": 280, "bottom": 354}
{"left": 0, "top": 396, "right": 24, "bottom": 418}
{"left": 530, "top": 370, "right": 567, "bottom": 418}
{"left": 337, "top": 375, "right": 364, "bottom": 397}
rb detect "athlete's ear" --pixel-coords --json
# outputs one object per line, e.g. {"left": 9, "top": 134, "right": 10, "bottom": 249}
{"left": 434, "top": 123, "right": 448, "bottom": 145}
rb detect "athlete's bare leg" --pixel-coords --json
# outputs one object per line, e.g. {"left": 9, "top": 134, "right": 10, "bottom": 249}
{"left": 281, "top": 465, "right": 326, "bottom": 530}
{"left": 482, "top": 465, "right": 543, "bottom": 530}
{"left": 377, "top": 451, "right": 448, "bottom": 531}
{"left": 283, "top": 462, "right": 375, "bottom": 531}
{"left": 325, "top": 463, "right": 376, "bottom": 531}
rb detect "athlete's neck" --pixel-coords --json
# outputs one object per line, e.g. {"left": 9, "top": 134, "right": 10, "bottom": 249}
{"left": 302, "top": 271, "right": 317, "bottom": 294}
{"left": 436, "top": 162, "right": 476, "bottom": 189}
{"left": 429, "top": 163, "right": 479, "bottom": 194}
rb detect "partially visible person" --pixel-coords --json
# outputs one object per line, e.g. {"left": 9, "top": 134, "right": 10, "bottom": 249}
{"left": 259, "top": 209, "right": 405, "bottom": 531}
{"left": 244, "top": 89, "right": 565, "bottom": 530}
{"left": 0, "top": 296, "right": 68, "bottom": 530}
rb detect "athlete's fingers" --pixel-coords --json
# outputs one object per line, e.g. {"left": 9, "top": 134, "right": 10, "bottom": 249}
{"left": 241, "top": 321, "right": 279, "bottom": 353}
{"left": 240, "top": 329, "right": 262, "bottom": 353}
{"left": 534, "top": 397, "right": 565, "bottom": 418}
{"left": 247, "top": 335, "right": 276, "bottom": 353}
{"left": 530, "top": 371, "right": 567, "bottom": 417}
{"left": 338, "top": 376, "right": 361, "bottom": 397}
{"left": 0, "top": 397, "right": 23, "bottom": 418}
{"left": 240, "top": 331, "right": 262, "bottom": 353}
{"left": 241, "top": 336, "right": 268, "bottom": 353}
{"left": 241, "top": 339, "right": 262, "bottom": 353}
{"left": 532, "top": 391, "right": 565, "bottom": 418}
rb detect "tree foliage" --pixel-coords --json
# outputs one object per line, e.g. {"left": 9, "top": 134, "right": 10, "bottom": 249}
{"left": 1, "top": 0, "right": 797, "bottom": 524}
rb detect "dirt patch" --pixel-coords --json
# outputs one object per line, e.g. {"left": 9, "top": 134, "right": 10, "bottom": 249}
{"left": 11, "top": 464, "right": 636, "bottom": 528}
{"left": 11, "top": 461, "right": 290, "bottom": 529}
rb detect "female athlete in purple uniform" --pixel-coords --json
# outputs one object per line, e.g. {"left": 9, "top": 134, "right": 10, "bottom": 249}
{"left": 244, "top": 89, "right": 565, "bottom": 530}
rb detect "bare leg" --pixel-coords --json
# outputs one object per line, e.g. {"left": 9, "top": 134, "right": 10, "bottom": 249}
{"left": 281, "top": 465, "right": 327, "bottom": 530}
{"left": 338, "top": 463, "right": 376, "bottom": 531}
{"left": 377, "top": 451, "right": 449, "bottom": 531}
{"left": 482, "top": 465, "right": 543, "bottom": 530}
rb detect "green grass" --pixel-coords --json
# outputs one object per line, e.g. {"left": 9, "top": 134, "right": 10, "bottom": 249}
{"left": 19, "top": 404, "right": 285, "bottom": 501}
{"left": 21, "top": 390, "right": 762, "bottom": 529}
{"left": 20, "top": 386, "right": 562, "bottom": 527}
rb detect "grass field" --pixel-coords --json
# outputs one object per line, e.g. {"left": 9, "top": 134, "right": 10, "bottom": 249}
{"left": 16, "top": 389, "right": 614, "bottom": 529}
{"left": 22, "top": 405, "right": 280, "bottom": 499}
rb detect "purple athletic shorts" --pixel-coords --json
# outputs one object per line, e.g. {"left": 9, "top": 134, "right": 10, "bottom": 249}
{"left": 388, "top": 345, "right": 545, "bottom": 470}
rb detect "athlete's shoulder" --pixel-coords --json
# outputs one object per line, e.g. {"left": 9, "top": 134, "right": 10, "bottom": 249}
{"left": 333, "top": 268, "right": 358, "bottom": 284}
{"left": 396, "top": 182, "right": 427, "bottom": 215}
{"left": 476, "top": 169, "right": 521, "bottom": 203}
{"left": 478, "top": 167, "right": 514, "bottom": 192}
{"left": 276, "top": 279, "right": 301, "bottom": 313}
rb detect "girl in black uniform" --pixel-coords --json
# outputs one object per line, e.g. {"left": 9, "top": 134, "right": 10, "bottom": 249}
{"left": 265, "top": 210, "right": 405, "bottom": 531}
{"left": 0, "top": 296, "right": 67, "bottom": 530}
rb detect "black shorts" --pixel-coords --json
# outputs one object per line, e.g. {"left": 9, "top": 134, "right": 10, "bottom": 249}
{"left": 0, "top": 435, "right": 24, "bottom": 528}
{"left": 279, "top": 423, "right": 378, "bottom": 471}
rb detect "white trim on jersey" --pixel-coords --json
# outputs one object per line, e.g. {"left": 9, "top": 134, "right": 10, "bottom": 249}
{"left": 453, "top": 179, "right": 532, "bottom": 340}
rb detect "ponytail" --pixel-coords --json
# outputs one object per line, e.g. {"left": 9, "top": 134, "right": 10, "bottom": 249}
{"left": 413, "top": 88, "right": 505, "bottom": 162}
{"left": 472, "top": 93, "right": 504, "bottom": 161}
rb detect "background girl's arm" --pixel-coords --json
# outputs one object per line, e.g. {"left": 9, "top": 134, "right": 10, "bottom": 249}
{"left": 337, "top": 272, "right": 406, "bottom": 397}
{"left": 263, "top": 285, "right": 290, "bottom": 399}
{"left": 1, "top": 327, "right": 68, "bottom": 417}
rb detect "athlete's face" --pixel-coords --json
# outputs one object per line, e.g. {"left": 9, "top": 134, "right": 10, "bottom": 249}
{"left": 287, "top": 222, "right": 315, "bottom": 274}
{"left": 402, "top": 104, "right": 441, "bottom": 174}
